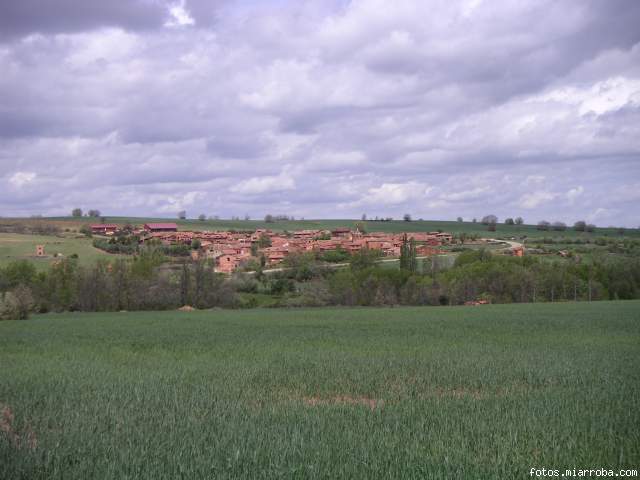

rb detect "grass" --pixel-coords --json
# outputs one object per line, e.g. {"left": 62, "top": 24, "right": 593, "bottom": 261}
{"left": 0, "top": 232, "right": 122, "bottom": 270}
{"left": 1, "top": 301, "right": 639, "bottom": 479}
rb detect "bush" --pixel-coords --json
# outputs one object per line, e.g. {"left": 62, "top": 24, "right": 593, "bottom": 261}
{"left": 0, "top": 285, "right": 34, "bottom": 320}
{"left": 321, "top": 248, "right": 350, "bottom": 263}
{"left": 80, "top": 224, "right": 93, "bottom": 237}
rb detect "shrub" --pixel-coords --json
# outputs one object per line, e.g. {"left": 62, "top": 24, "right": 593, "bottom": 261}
{"left": 0, "top": 285, "right": 34, "bottom": 320}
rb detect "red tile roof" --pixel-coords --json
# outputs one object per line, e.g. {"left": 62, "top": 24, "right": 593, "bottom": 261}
{"left": 144, "top": 223, "right": 178, "bottom": 230}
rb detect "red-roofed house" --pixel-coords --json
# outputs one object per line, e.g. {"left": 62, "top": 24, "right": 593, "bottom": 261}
{"left": 91, "top": 224, "right": 118, "bottom": 234}
{"left": 144, "top": 223, "right": 178, "bottom": 233}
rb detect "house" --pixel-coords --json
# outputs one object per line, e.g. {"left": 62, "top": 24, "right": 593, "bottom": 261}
{"left": 144, "top": 223, "right": 178, "bottom": 233}
{"left": 331, "top": 227, "right": 352, "bottom": 238}
{"left": 216, "top": 252, "right": 251, "bottom": 273}
{"left": 91, "top": 224, "right": 118, "bottom": 235}
{"left": 435, "top": 232, "right": 453, "bottom": 244}
{"left": 262, "top": 247, "right": 289, "bottom": 265}
{"left": 416, "top": 245, "right": 443, "bottom": 256}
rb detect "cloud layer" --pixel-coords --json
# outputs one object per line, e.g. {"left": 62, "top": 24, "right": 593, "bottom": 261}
{"left": 1, "top": 0, "right": 639, "bottom": 226}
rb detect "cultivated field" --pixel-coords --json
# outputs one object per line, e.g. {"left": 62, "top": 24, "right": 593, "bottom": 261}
{"left": 0, "top": 232, "right": 122, "bottom": 269}
{"left": 5, "top": 216, "right": 639, "bottom": 239}
{"left": 1, "top": 302, "right": 639, "bottom": 479}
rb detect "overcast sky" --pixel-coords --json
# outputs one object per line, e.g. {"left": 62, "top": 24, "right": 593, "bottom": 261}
{"left": 1, "top": 0, "right": 639, "bottom": 226}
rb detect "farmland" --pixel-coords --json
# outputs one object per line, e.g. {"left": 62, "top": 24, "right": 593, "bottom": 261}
{"left": 4, "top": 216, "right": 639, "bottom": 239}
{"left": 0, "top": 232, "right": 123, "bottom": 270}
{"left": 1, "top": 301, "right": 639, "bottom": 479}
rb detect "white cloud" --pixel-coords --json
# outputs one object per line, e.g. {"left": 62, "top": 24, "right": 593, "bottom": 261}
{"left": 165, "top": 1, "right": 195, "bottom": 27}
{"left": 440, "top": 186, "right": 490, "bottom": 202}
{"left": 524, "top": 175, "right": 546, "bottom": 185}
{"left": 531, "top": 76, "right": 640, "bottom": 116}
{"left": 9, "top": 171, "right": 37, "bottom": 188}
{"left": 157, "top": 191, "right": 203, "bottom": 213}
{"left": 357, "top": 182, "right": 432, "bottom": 206}
{"left": 230, "top": 172, "right": 295, "bottom": 195}
{"left": 518, "top": 191, "right": 557, "bottom": 209}
{"left": 566, "top": 185, "right": 584, "bottom": 204}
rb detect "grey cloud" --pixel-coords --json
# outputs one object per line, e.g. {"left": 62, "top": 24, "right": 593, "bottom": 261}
{"left": 0, "top": 0, "right": 639, "bottom": 226}
{"left": 0, "top": 0, "right": 168, "bottom": 40}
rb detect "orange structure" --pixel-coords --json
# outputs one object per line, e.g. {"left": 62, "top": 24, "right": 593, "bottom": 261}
{"left": 135, "top": 226, "right": 452, "bottom": 274}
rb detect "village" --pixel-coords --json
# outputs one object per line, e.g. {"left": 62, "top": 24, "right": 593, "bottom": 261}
{"left": 90, "top": 222, "right": 455, "bottom": 273}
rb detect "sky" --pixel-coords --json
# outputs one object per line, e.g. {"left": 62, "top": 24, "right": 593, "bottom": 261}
{"left": 0, "top": 0, "right": 639, "bottom": 226}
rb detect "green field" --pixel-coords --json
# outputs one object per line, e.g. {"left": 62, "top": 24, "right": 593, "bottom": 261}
{"left": 7, "top": 216, "right": 640, "bottom": 239}
{"left": 1, "top": 302, "right": 639, "bottom": 479}
{"left": 0, "top": 232, "right": 122, "bottom": 270}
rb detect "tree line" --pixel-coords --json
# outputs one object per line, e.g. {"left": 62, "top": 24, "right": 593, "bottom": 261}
{"left": 1, "top": 244, "right": 639, "bottom": 319}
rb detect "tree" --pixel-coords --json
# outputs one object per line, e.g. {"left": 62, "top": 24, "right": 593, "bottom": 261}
{"left": 457, "top": 217, "right": 463, "bottom": 222}
{"left": 257, "top": 233, "right": 272, "bottom": 248}
{"left": 354, "top": 222, "right": 367, "bottom": 234}
{"left": 191, "top": 239, "right": 201, "bottom": 250}
{"left": 350, "top": 248, "right": 381, "bottom": 271}
{"left": 537, "top": 220, "right": 550, "bottom": 231}
{"left": 361, "top": 213, "right": 367, "bottom": 221}
{"left": 87, "top": 209, "right": 100, "bottom": 217}
{"left": 179, "top": 262, "right": 191, "bottom": 306}
{"left": 515, "top": 217, "right": 524, "bottom": 225}
{"left": 505, "top": 218, "right": 515, "bottom": 225}
{"left": 399, "top": 234, "right": 418, "bottom": 273}
{"left": 264, "top": 214, "right": 275, "bottom": 223}
{"left": 244, "top": 214, "right": 250, "bottom": 221}
{"left": 481, "top": 215, "right": 498, "bottom": 225}
{"left": 487, "top": 223, "right": 497, "bottom": 232}
{"left": 403, "top": 213, "right": 412, "bottom": 222}
{"left": 472, "top": 218, "right": 477, "bottom": 223}
{"left": 178, "top": 211, "right": 187, "bottom": 220}
{"left": 3, "top": 261, "right": 37, "bottom": 288}
{"left": 574, "top": 220, "right": 586, "bottom": 232}
{"left": 585, "top": 223, "right": 596, "bottom": 233}
{"left": 0, "top": 285, "right": 34, "bottom": 320}
{"left": 198, "top": 214, "right": 206, "bottom": 221}
{"left": 79, "top": 224, "right": 92, "bottom": 237}
{"left": 552, "top": 221, "right": 567, "bottom": 231}
{"left": 71, "top": 208, "right": 83, "bottom": 217}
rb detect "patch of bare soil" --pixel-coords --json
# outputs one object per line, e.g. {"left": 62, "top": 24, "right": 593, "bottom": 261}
{"left": 435, "top": 387, "right": 486, "bottom": 400}
{"left": 178, "top": 305, "right": 195, "bottom": 312}
{"left": 302, "top": 395, "right": 384, "bottom": 411}
{"left": 0, "top": 403, "right": 37, "bottom": 450}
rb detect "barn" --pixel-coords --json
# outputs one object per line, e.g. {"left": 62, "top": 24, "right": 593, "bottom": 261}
{"left": 91, "top": 224, "right": 118, "bottom": 234}
{"left": 144, "top": 223, "right": 178, "bottom": 233}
